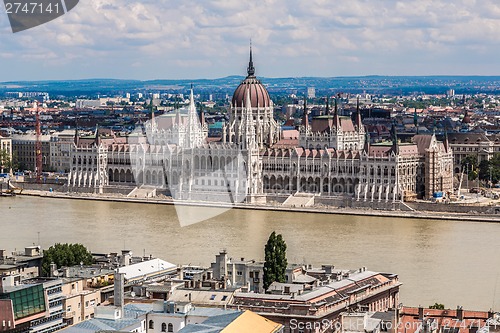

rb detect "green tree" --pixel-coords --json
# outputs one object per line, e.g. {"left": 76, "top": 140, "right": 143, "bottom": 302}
{"left": 263, "top": 231, "right": 288, "bottom": 291}
{"left": 0, "top": 149, "right": 10, "bottom": 173}
{"left": 41, "top": 243, "right": 93, "bottom": 276}
{"left": 429, "top": 303, "right": 445, "bottom": 310}
{"left": 461, "top": 155, "right": 478, "bottom": 180}
{"left": 478, "top": 160, "right": 491, "bottom": 182}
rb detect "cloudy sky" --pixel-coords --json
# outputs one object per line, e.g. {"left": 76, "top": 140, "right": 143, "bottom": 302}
{"left": 1, "top": 0, "right": 500, "bottom": 81}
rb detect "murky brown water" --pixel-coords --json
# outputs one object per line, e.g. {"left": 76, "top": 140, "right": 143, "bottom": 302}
{"left": 1, "top": 196, "right": 499, "bottom": 310}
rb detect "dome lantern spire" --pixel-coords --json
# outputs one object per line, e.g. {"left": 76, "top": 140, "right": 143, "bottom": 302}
{"left": 247, "top": 40, "right": 255, "bottom": 77}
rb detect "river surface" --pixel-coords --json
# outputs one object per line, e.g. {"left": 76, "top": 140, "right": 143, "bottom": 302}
{"left": 1, "top": 196, "right": 499, "bottom": 310}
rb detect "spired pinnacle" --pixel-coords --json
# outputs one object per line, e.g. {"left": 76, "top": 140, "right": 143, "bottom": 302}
{"left": 247, "top": 40, "right": 255, "bottom": 77}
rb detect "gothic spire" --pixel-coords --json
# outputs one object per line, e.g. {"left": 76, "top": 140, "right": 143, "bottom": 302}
{"left": 391, "top": 120, "right": 399, "bottom": 154}
{"left": 414, "top": 109, "right": 419, "bottom": 134}
{"left": 364, "top": 130, "right": 370, "bottom": 154}
{"left": 188, "top": 85, "right": 198, "bottom": 129}
{"left": 333, "top": 97, "right": 340, "bottom": 128}
{"left": 189, "top": 84, "right": 196, "bottom": 113}
{"left": 94, "top": 123, "right": 99, "bottom": 146}
{"left": 199, "top": 102, "right": 205, "bottom": 125}
{"left": 247, "top": 40, "right": 255, "bottom": 77}
{"left": 302, "top": 97, "right": 309, "bottom": 128}
{"left": 74, "top": 120, "right": 79, "bottom": 145}
{"left": 356, "top": 96, "right": 362, "bottom": 129}
{"left": 444, "top": 129, "right": 450, "bottom": 153}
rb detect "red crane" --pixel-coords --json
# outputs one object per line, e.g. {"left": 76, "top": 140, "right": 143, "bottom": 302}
{"left": 35, "top": 102, "right": 42, "bottom": 183}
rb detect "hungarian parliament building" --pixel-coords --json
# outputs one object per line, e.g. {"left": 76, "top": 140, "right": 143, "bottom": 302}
{"left": 66, "top": 51, "right": 454, "bottom": 206}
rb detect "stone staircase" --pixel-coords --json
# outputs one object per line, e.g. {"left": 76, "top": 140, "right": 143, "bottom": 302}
{"left": 282, "top": 192, "right": 316, "bottom": 207}
{"left": 127, "top": 185, "right": 157, "bottom": 198}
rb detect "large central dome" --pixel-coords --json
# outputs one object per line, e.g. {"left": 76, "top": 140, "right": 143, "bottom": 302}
{"left": 231, "top": 47, "right": 272, "bottom": 109}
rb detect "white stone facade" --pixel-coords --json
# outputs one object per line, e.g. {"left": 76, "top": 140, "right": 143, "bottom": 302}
{"left": 67, "top": 57, "right": 454, "bottom": 202}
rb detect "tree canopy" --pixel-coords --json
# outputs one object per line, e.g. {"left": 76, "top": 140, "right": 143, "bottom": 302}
{"left": 429, "top": 303, "right": 445, "bottom": 310}
{"left": 0, "top": 149, "right": 11, "bottom": 173}
{"left": 263, "top": 231, "right": 288, "bottom": 291}
{"left": 41, "top": 243, "right": 93, "bottom": 276}
{"left": 477, "top": 154, "right": 500, "bottom": 185}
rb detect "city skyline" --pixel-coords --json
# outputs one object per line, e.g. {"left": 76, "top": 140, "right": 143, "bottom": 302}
{"left": 1, "top": 0, "right": 500, "bottom": 81}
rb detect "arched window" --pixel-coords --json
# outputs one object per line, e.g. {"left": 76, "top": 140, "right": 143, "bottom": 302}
{"left": 161, "top": 322, "right": 167, "bottom": 332}
{"left": 168, "top": 323, "right": 174, "bottom": 332}
{"left": 149, "top": 320, "right": 154, "bottom": 329}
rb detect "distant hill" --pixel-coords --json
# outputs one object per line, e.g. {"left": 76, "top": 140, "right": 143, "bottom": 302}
{"left": 2, "top": 76, "right": 500, "bottom": 96}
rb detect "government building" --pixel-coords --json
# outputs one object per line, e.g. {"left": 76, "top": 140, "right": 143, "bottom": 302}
{"left": 67, "top": 49, "right": 454, "bottom": 206}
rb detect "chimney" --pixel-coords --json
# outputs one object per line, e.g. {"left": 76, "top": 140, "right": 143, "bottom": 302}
{"left": 418, "top": 306, "right": 424, "bottom": 320}
{"left": 322, "top": 265, "right": 334, "bottom": 274}
{"left": 218, "top": 250, "right": 228, "bottom": 279}
{"left": 166, "top": 301, "right": 176, "bottom": 314}
{"left": 63, "top": 267, "right": 70, "bottom": 278}
{"left": 49, "top": 263, "right": 57, "bottom": 277}
{"left": 120, "top": 250, "right": 131, "bottom": 266}
{"left": 114, "top": 271, "right": 125, "bottom": 318}
{"left": 0, "top": 249, "right": 6, "bottom": 259}
{"left": 457, "top": 306, "right": 464, "bottom": 321}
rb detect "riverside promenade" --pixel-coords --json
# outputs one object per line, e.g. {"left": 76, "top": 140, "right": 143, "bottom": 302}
{"left": 16, "top": 189, "right": 500, "bottom": 224}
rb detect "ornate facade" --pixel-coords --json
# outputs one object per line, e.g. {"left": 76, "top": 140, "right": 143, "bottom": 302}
{"left": 68, "top": 50, "right": 454, "bottom": 203}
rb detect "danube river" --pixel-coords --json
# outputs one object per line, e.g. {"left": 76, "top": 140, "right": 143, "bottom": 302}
{"left": 2, "top": 196, "right": 499, "bottom": 310}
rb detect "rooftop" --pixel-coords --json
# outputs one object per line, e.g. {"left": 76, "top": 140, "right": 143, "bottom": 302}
{"left": 117, "top": 258, "right": 177, "bottom": 281}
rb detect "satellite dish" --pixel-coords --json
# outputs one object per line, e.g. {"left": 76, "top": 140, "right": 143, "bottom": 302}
{"left": 53, "top": 270, "right": 60, "bottom": 277}
{"left": 131, "top": 291, "right": 136, "bottom": 297}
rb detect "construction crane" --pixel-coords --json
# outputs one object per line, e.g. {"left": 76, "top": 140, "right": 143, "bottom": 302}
{"left": 35, "top": 101, "right": 42, "bottom": 183}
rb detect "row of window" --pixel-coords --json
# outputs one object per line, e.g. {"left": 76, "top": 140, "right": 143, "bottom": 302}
{"left": 149, "top": 320, "right": 174, "bottom": 332}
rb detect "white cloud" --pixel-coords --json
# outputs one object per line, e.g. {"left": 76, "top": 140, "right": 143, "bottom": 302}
{"left": 1, "top": 0, "right": 500, "bottom": 80}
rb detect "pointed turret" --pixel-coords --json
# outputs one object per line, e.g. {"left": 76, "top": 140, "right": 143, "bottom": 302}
{"left": 151, "top": 105, "right": 156, "bottom": 133}
{"left": 175, "top": 109, "right": 182, "bottom": 126}
{"left": 199, "top": 102, "right": 205, "bottom": 125}
{"left": 444, "top": 130, "right": 450, "bottom": 153}
{"left": 302, "top": 97, "right": 309, "bottom": 128}
{"left": 188, "top": 85, "right": 198, "bottom": 123}
{"left": 364, "top": 130, "right": 370, "bottom": 154}
{"left": 244, "top": 88, "right": 256, "bottom": 148}
{"left": 462, "top": 108, "right": 471, "bottom": 124}
{"left": 94, "top": 124, "right": 99, "bottom": 146}
{"left": 355, "top": 96, "right": 363, "bottom": 130}
{"left": 245, "top": 88, "right": 253, "bottom": 120}
{"left": 414, "top": 109, "right": 419, "bottom": 134}
{"left": 74, "top": 121, "right": 79, "bottom": 146}
{"left": 333, "top": 97, "right": 340, "bottom": 129}
{"left": 391, "top": 121, "right": 399, "bottom": 154}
